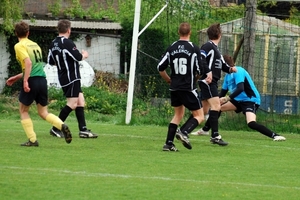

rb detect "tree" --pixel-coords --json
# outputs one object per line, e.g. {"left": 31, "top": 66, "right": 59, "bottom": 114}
{"left": 0, "top": 0, "right": 25, "bottom": 33}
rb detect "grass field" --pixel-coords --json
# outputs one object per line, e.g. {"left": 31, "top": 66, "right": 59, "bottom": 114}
{"left": 0, "top": 119, "right": 300, "bottom": 200}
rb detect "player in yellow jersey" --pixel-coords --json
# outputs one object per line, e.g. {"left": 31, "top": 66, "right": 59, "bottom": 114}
{"left": 6, "top": 21, "right": 72, "bottom": 146}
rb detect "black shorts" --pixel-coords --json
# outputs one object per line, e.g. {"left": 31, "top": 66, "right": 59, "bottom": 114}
{"left": 170, "top": 90, "right": 202, "bottom": 111}
{"left": 61, "top": 80, "right": 82, "bottom": 98}
{"left": 230, "top": 99, "right": 259, "bottom": 114}
{"left": 19, "top": 76, "right": 48, "bottom": 106}
{"left": 199, "top": 81, "right": 219, "bottom": 100}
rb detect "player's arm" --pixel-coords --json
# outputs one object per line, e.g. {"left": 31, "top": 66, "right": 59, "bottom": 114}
{"left": 6, "top": 73, "right": 22, "bottom": 86}
{"left": 199, "top": 49, "right": 211, "bottom": 75}
{"left": 23, "top": 57, "right": 32, "bottom": 92}
{"left": 228, "top": 82, "right": 244, "bottom": 99}
{"left": 47, "top": 49, "right": 56, "bottom": 65}
{"left": 64, "top": 40, "right": 84, "bottom": 61}
{"left": 197, "top": 48, "right": 212, "bottom": 83}
{"left": 159, "top": 71, "right": 171, "bottom": 84}
{"left": 220, "top": 82, "right": 244, "bottom": 104}
{"left": 219, "top": 89, "right": 228, "bottom": 98}
{"left": 157, "top": 52, "right": 171, "bottom": 84}
{"left": 221, "top": 55, "right": 236, "bottom": 73}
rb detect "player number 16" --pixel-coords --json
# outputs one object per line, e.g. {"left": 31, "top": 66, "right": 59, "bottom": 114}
{"left": 173, "top": 58, "right": 187, "bottom": 75}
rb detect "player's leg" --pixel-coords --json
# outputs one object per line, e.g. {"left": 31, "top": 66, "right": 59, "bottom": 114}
{"left": 38, "top": 104, "right": 72, "bottom": 144}
{"left": 176, "top": 90, "right": 202, "bottom": 149}
{"left": 174, "top": 105, "right": 192, "bottom": 149}
{"left": 190, "top": 82, "right": 211, "bottom": 136}
{"left": 180, "top": 90, "right": 205, "bottom": 136}
{"left": 163, "top": 91, "right": 183, "bottom": 151}
{"left": 18, "top": 84, "right": 38, "bottom": 147}
{"left": 191, "top": 100, "right": 211, "bottom": 135}
{"left": 49, "top": 84, "right": 74, "bottom": 138}
{"left": 207, "top": 96, "right": 221, "bottom": 136}
{"left": 196, "top": 82, "right": 225, "bottom": 143}
{"left": 245, "top": 104, "right": 285, "bottom": 141}
{"left": 19, "top": 103, "right": 38, "bottom": 146}
{"left": 163, "top": 105, "right": 184, "bottom": 151}
{"left": 76, "top": 92, "right": 98, "bottom": 138}
{"left": 207, "top": 96, "right": 228, "bottom": 146}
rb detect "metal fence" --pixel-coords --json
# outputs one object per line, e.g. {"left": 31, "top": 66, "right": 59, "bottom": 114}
{"left": 133, "top": 1, "right": 300, "bottom": 133}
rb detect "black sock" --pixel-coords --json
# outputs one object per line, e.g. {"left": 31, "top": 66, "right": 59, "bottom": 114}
{"left": 209, "top": 110, "right": 220, "bottom": 138}
{"left": 53, "top": 105, "right": 73, "bottom": 131}
{"left": 166, "top": 123, "right": 178, "bottom": 145}
{"left": 181, "top": 118, "right": 199, "bottom": 135}
{"left": 180, "top": 114, "right": 193, "bottom": 131}
{"left": 202, "top": 117, "right": 211, "bottom": 131}
{"left": 75, "top": 107, "right": 87, "bottom": 131}
{"left": 248, "top": 121, "right": 277, "bottom": 138}
{"left": 203, "top": 111, "right": 221, "bottom": 131}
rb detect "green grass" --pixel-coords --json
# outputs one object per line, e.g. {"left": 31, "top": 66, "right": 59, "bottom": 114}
{"left": 0, "top": 119, "right": 299, "bottom": 200}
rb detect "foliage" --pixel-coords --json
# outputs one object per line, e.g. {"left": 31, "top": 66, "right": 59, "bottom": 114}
{"left": 0, "top": 0, "right": 24, "bottom": 33}
{"left": 48, "top": 71, "right": 129, "bottom": 115}
{"left": 64, "top": 0, "right": 86, "bottom": 19}
{"left": 287, "top": 6, "right": 300, "bottom": 26}
{"left": 47, "top": 0, "right": 62, "bottom": 17}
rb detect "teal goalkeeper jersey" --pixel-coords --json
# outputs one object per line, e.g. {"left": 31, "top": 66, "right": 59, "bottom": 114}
{"left": 222, "top": 66, "right": 261, "bottom": 105}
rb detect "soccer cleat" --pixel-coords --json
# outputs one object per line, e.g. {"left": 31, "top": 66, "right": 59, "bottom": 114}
{"left": 61, "top": 124, "right": 72, "bottom": 144}
{"left": 177, "top": 129, "right": 189, "bottom": 138}
{"left": 190, "top": 128, "right": 209, "bottom": 136}
{"left": 273, "top": 135, "right": 286, "bottom": 141}
{"left": 50, "top": 128, "right": 64, "bottom": 138}
{"left": 175, "top": 130, "right": 192, "bottom": 150}
{"left": 210, "top": 135, "right": 228, "bottom": 146}
{"left": 162, "top": 143, "right": 179, "bottom": 152}
{"left": 20, "top": 140, "right": 39, "bottom": 147}
{"left": 79, "top": 129, "right": 98, "bottom": 138}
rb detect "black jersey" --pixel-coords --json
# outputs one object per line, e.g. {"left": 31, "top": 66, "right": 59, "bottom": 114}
{"left": 47, "top": 36, "right": 83, "bottom": 87}
{"left": 158, "top": 40, "right": 208, "bottom": 91}
{"left": 200, "top": 41, "right": 231, "bottom": 83}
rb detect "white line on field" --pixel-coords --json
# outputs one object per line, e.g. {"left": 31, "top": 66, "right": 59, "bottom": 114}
{"left": 1, "top": 166, "right": 300, "bottom": 190}
{"left": 100, "top": 133, "right": 300, "bottom": 151}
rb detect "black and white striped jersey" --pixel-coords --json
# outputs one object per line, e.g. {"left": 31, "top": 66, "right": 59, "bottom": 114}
{"left": 200, "top": 41, "right": 231, "bottom": 83}
{"left": 47, "top": 36, "right": 83, "bottom": 87}
{"left": 158, "top": 40, "right": 208, "bottom": 91}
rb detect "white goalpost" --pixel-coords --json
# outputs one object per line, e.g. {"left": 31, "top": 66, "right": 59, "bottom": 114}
{"left": 125, "top": 0, "right": 168, "bottom": 124}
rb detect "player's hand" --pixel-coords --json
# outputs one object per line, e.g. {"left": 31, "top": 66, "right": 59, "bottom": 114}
{"left": 23, "top": 80, "right": 30, "bottom": 93}
{"left": 6, "top": 76, "right": 17, "bottom": 86}
{"left": 166, "top": 78, "right": 171, "bottom": 84}
{"left": 230, "top": 67, "right": 237, "bottom": 73}
{"left": 205, "top": 71, "right": 212, "bottom": 84}
{"left": 82, "top": 50, "right": 89, "bottom": 59}
{"left": 220, "top": 96, "right": 230, "bottom": 104}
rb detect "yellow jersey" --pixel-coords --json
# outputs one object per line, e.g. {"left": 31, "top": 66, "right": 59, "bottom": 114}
{"left": 14, "top": 38, "right": 46, "bottom": 77}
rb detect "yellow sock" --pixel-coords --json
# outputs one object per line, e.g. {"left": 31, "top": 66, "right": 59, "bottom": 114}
{"left": 45, "top": 113, "right": 64, "bottom": 130}
{"left": 21, "top": 118, "right": 36, "bottom": 142}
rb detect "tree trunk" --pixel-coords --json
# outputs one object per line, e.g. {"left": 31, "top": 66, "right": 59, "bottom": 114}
{"left": 243, "top": 0, "right": 256, "bottom": 75}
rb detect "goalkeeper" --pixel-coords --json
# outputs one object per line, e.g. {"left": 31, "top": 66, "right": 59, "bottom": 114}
{"left": 191, "top": 54, "right": 286, "bottom": 141}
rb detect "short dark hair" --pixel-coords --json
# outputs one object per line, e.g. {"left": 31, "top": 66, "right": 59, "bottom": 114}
{"left": 223, "top": 54, "right": 235, "bottom": 67}
{"left": 178, "top": 22, "right": 191, "bottom": 37}
{"left": 207, "top": 23, "right": 221, "bottom": 40}
{"left": 14, "top": 21, "right": 29, "bottom": 38}
{"left": 57, "top": 19, "right": 71, "bottom": 33}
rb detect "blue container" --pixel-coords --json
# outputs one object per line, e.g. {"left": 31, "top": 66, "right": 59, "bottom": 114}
{"left": 260, "top": 94, "right": 299, "bottom": 115}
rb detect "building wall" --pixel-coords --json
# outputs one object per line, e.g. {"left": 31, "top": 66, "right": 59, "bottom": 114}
{"left": 75, "top": 35, "right": 121, "bottom": 74}
{"left": 0, "top": 34, "right": 9, "bottom": 92}
{"left": 24, "top": 0, "right": 118, "bottom": 16}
